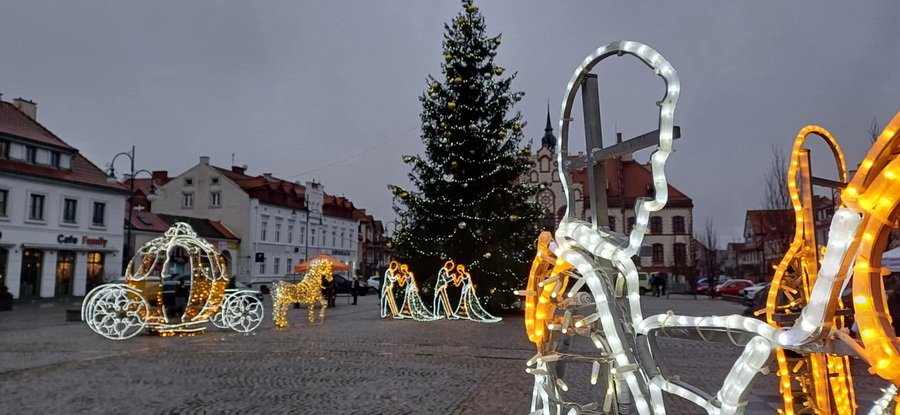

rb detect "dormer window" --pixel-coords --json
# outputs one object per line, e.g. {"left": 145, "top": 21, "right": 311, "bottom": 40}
{"left": 0, "top": 140, "right": 8, "bottom": 159}
{"left": 50, "top": 151, "right": 61, "bottom": 168}
{"left": 26, "top": 146, "right": 36, "bottom": 164}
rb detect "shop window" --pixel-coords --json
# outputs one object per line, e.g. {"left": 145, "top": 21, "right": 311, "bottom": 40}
{"left": 63, "top": 198, "right": 78, "bottom": 224}
{"left": 29, "top": 193, "right": 45, "bottom": 221}
{"left": 20, "top": 249, "right": 43, "bottom": 297}
{"left": 92, "top": 202, "right": 105, "bottom": 226}
{"left": 652, "top": 244, "right": 664, "bottom": 263}
{"left": 86, "top": 252, "right": 105, "bottom": 291}
{"left": 55, "top": 250, "right": 76, "bottom": 296}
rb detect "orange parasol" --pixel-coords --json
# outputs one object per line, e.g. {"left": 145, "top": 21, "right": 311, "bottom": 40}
{"left": 293, "top": 253, "right": 351, "bottom": 273}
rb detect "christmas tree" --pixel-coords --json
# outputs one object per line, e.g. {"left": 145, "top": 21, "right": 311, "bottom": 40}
{"left": 389, "top": 0, "right": 543, "bottom": 309}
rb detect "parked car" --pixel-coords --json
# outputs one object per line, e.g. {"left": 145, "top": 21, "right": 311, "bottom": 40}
{"left": 638, "top": 272, "right": 652, "bottom": 295}
{"left": 739, "top": 282, "right": 770, "bottom": 304}
{"left": 332, "top": 275, "right": 367, "bottom": 296}
{"left": 230, "top": 281, "right": 264, "bottom": 301}
{"left": 716, "top": 279, "right": 755, "bottom": 297}
{"left": 367, "top": 276, "right": 381, "bottom": 293}
{"left": 695, "top": 277, "right": 732, "bottom": 294}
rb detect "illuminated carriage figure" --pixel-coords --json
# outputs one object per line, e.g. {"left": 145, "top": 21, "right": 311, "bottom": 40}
{"left": 522, "top": 39, "right": 900, "bottom": 415}
{"left": 81, "top": 223, "right": 264, "bottom": 339}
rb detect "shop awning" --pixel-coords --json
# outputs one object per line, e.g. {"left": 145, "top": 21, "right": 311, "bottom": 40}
{"left": 21, "top": 243, "right": 119, "bottom": 253}
{"left": 293, "top": 253, "right": 350, "bottom": 273}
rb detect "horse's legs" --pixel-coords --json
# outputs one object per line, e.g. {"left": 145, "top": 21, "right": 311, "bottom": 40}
{"left": 320, "top": 296, "right": 328, "bottom": 321}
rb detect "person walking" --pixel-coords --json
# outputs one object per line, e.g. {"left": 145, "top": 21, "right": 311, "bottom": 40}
{"left": 351, "top": 276, "right": 359, "bottom": 305}
{"left": 650, "top": 274, "right": 660, "bottom": 297}
{"left": 659, "top": 273, "right": 668, "bottom": 296}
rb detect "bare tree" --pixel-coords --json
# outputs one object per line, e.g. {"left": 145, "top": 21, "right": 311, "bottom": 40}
{"left": 763, "top": 145, "right": 790, "bottom": 211}
{"left": 698, "top": 218, "right": 719, "bottom": 295}
{"left": 760, "top": 145, "right": 795, "bottom": 281}
{"left": 870, "top": 117, "right": 881, "bottom": 143}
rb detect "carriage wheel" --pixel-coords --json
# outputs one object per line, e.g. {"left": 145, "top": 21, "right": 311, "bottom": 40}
{"left": 221, "top": 291, "right": 264, "bottom": 333}
{"left": 84, "top": 285, "right": 148, "bottom": 340}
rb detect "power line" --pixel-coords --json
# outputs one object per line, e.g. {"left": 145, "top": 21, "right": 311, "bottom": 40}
{"left": 285, "top": 125, "right": 419, "bottom": 180}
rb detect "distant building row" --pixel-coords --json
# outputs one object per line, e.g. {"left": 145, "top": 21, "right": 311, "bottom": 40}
{"left": 0, "top": 95, "right": 390, "bottom": 299}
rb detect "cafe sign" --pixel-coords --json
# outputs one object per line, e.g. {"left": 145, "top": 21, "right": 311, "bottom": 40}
{"left": 58, "top": 234, "right": 109, "bottom": 248}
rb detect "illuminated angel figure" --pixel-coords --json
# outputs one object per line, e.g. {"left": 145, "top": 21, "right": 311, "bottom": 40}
{"left": 398, "top": 265, "right": 441, "bottom": 321}
{"left": 453, "top": 263, "right": 501, "bottom": 323}
{"left": 380, "top": 261, "right": 407, "bottom": 319}
{"left": 433, "top": 260, "right": 463, "bottom": 320}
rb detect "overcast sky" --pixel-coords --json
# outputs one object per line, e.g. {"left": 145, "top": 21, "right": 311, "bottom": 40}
{"left": 2, "top": 1, "right": 897, "bottom": 245}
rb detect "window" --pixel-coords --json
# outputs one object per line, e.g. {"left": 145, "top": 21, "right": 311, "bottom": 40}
{"left": 652, "top": 244, "right": 664, "bottom": 263}
{"left": 608, "top": 216, "right": 616, "bottom": 232}
{"left": 259, "top": 260, "right": 265, "bottom": 275}
{"left": 0, "top": 189, "right": 8, "bottom": 217}
{"left": 650, "top": 216, "right": 663, "bottom": 233}
{"left": 672, "top": 216, "right": 685, "bottom": 234}
{"left": 182, "top": 193, "right": 193, "bottom": 208}
{"left": 274, "top": 257, "right": 281, "bottom": 275}
{"left": 50, "top": 152, "right": 60, "bottom": 168}
{"left": 301, "top": 227, "right": 306, "bottom": 244}
{"left": 288, "top": 226, "right": 294, "bottom": 244}
{"left": 275, "top": 223, "right": 282, "bottom": 243}
{"left": 63, "top": 198, "right": 78, "bottom": 223}
{"left": 26, "top": 146, "right": 36, "bottom": 163}
{"left": 627, "top": 217, "right": 636, "bottom": 233}
{"left": 674, "top": 243, "right": 687, "bottom": 264}
{"left": 86, "top": 252, "right": 105, "bottom": 290}
{"left": 311, "top": 229, "right": 316, "bottom": 246}
{"left": 332, "top": 231, "right": 336, "bottom": 247}
{"left": 92, "top": 202, "right": 105, "bottom": 226}
{"left": 260, "top": 221, "right": 268, "bottom": 241}
{"left": 29, "top": 193, "right": 45, "bottom": 221}
{"left": 184, "top": 178, "right": 193, "bottom": 186}
{"left": 210, "top": 192, "right": 221, "bottom": 207}
{"left": 286, "top": 258, "right": 292, "bottom": 274}
{"left": 211, "top": 177, "right": 219, "bottom": 184}
{"left": 0, "top": 140, "right": 8, "bottom": 158}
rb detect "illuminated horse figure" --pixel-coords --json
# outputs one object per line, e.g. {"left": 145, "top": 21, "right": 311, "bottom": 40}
{"left": 434, "top": 260, "right": 500, "bottom": 322}
{"left": 272, "top": 259, "right": 333, "bottom": 328}
{"left": 522, "top": 39, "right": 900, "bottom": 415}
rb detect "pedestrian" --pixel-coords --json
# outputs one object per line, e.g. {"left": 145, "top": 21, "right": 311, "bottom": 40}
{"left": 659, "top": 273, "right": 668, "bottom": 296}
{"left": 650, "top": 274, "right": 660, "bottom": 297}
{"left": 351, "top": 276, "right": 359, "bottom": 305}
{"left": 324, "top": 274, "right": 336, "bottom": 308}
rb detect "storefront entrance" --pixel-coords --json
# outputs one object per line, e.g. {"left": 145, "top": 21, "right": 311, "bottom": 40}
{"left": 55, "top": 250, "right": 76, "bottom": 296}
{"left": 86, "top": 251, "right": 105, "bottom": 291}
{"left": 0, "top": 248, "right": 8, "bottom": 290}
{"left": 20, "top": 249, "right": 43, "bottom": 298}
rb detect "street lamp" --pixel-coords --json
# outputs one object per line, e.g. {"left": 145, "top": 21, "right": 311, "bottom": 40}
{"left": 106, "top": 145, "right": 156, "bottom": 273}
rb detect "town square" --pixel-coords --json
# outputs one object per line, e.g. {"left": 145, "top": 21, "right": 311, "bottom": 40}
{"left": 1, "top": 1, "right": 900, "bottom": 414}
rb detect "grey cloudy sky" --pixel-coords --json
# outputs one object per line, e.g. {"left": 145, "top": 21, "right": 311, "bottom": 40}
{"left": 2, "top": 1, "right": 898, "bottom": 245}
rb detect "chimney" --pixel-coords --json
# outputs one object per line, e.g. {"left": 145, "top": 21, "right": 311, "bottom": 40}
{"left": 13, "top": 98, "right": 37, "bottom": 120}
{"left": 618, "top": 132, "right": 634, "bottom": 162}
{"left": 152, "top": 170, "right": 169, "bottom": 183}
{"left": 262, "top": 173, "right": 273, "bottom": 181}
{"left": 199, "top": 156, "right": 210, "bottom": 165}
{"left": 232, "top": 165, "right": 247, "bottom": 175}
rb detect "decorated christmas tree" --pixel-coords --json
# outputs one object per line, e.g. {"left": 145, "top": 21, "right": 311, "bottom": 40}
{"left": 389, "top": 0, "right": 543, "bottom": 309}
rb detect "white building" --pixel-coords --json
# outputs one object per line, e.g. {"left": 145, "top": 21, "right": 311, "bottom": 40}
{"left": 526, "top": 111, "right": 695, "bottom": 279}
{"left": 149, "top": 157, "right": 359, "bottom": 285}
{"left": 0, "top": 97, "right": 126, "bottom": 298}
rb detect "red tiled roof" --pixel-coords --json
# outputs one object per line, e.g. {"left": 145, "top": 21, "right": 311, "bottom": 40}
{"left": 130, "top": 211, "right": 171, "bottom": 232}
{"left": 745, "top": 209, "right": 793, "bottom": 237}
{"left": 0, "top": 101, "right": 73, "bottom": 149}
{"left": 574, "top": 158, "right": 693, "bottom": 209}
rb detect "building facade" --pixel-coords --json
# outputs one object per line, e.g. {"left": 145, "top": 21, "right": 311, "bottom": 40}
{"left": 149, "top": 157, "right": 360, "bottom": 285}
{"left": 525, "top": 111, "right": 695, "bottom": 280}
{"left": 0, "top": 97, "right": 127, "bottom": 298}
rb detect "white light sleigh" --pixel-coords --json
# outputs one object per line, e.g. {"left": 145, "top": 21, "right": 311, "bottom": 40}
{"left": 520, "top": 40, "right": 900, "bottom": 415}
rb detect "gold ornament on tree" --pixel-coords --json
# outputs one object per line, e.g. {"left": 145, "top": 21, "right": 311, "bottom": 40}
{"left": 447, "top": 101, "right": 457, "bottom": 109}
{"left": 466, "top": 4, "right": 478, "bottom": 13}
{"left": 453, "top": 76, "right": 463, "bottom": 84}
{"left": 444, "top": 54, "right": 453, "bottom": 62}
{"left": 494, "top": 67, "right": 505, "bottom": 76}
{"left": 509, "top": 214, "right": 520, "bottom": 222}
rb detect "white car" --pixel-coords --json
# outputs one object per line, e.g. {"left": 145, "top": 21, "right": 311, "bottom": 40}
{"left": 367, "top": 276, "right": 381, "bottom": 293}
{"left": 739, "top": 282, "right": 770, "bottom": 303}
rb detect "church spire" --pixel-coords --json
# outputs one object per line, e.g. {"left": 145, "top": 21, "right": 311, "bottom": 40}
{"left": 541, "top": 102, "right": 556, "bottom": 151}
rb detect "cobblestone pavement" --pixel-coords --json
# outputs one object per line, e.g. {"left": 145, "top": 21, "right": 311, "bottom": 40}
{"left": 0, "top": 293, "right": 892, "bottom": 414}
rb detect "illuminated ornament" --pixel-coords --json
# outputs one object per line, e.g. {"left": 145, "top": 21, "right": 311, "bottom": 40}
{"left": 499, "top": 130, "right": 507, "bottom": 139}
{"left": 400, "top": 191, "right": 409, "bottom": 198}
{"left": 448, "top": 101, "right": 457, "bottom": 109}
{"left": 495, "top": 36, "right": 502, "bottom": 45}
{"left": 523, "top": 147, "right": 531, "bottom": 157}
{"left": 458, "top": 221, "right": 467, "bottom": 229}
{"left": 494, "top": 66, "right": 505, "bottom": 76}
{"left": 453, "top": 76, "right": 463, "bottom": 84}
{"left": 440, "top": 121, "right": 447, "bottom": 128}
{"left": 457, "top": 17, "right": 467, "bottom": 26}
{"left": 444, "top": 54, "right": 453, "bottom": 62}
{"left": 432, "top": 81, "right": 440, "bottom": 88}
{"left": 483, "top": 252, "right": 492, "bottom": 259}
{"left": 443, "top": 130, "right": 452, "bottom": 138}
{"left": 272, "top": 258, "right": 333, "bottom": 328}
{"left": 512, "top": 122, "right": 521, "bottom": 132}
{"left": 403, "top": 156, "right": 413, "bottom": 163}
{"left": 509, "top": 214, "right": 520, "bottom": 222}
{"left": 386, "top": 241, "right": 393, "bottom": 249}
{"left": 466, "top": 4, "right": 478, "bottom": 12}
{"left": 82, "top": 222, "right": 263, "bottom": 339}
{"left": 433, "top": 260, "right": 500, "bottom": 322}
{"left": 451, "top": 161, "right": 458, "bottom": 169}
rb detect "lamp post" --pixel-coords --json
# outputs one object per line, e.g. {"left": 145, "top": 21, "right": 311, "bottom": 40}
{"left": 106, "top": 146, "right": 156, "bottom": 273}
